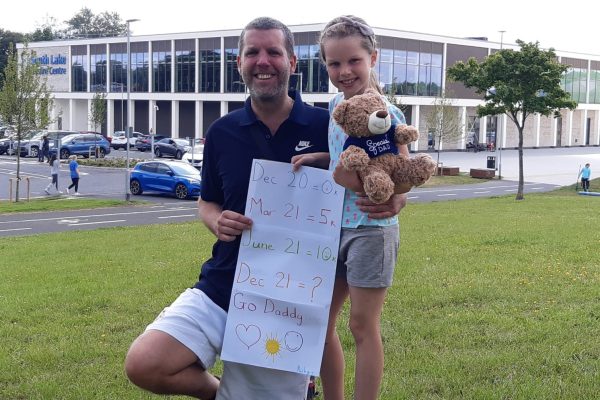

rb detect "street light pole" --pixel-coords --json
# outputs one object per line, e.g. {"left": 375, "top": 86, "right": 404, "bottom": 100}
{"left": 497, "top": 30, "right": 506, "bottom": 180}
{"left": 125, "top": 18, "right": 139, "bottom": 201}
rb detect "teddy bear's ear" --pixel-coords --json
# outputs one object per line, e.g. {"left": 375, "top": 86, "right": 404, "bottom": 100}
{"left": 333, "top": 102, "right": 348, "bottom": 125}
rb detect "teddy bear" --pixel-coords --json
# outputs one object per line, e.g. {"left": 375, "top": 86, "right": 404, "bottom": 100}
{"left": 333, "top": 88, "right": 437, "bottom": 204}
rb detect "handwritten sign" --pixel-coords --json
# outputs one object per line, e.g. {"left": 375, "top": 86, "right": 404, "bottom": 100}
{"left": 221, "top": 159, "right": 344, "bottom": 375}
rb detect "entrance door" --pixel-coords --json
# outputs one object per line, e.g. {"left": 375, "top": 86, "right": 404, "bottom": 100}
{"left": 586, "top": 118, "right": 591, "bottom": 145}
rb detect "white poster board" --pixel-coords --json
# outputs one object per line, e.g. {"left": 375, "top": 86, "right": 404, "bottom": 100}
{"left": 221, "top": 159, "right": 344, "bottom": 376}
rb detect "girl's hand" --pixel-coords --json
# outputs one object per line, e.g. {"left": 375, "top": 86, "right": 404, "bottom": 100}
{"left": 291, "top": 152, "right": 330, "bottom": 171}
{"left": 332, "top": 163, "right": 363, "bottom": 192}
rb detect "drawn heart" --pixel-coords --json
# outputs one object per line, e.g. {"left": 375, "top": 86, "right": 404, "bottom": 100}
{"left": 235, "top": 324, "right": 261, "bottom": 349}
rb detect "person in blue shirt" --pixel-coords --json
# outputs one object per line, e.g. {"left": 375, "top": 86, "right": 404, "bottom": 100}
{"left": 580, "top": 163, "right": 591, "bottom": 191}
{"left": 65, "top": 155, "right": 80, "bottom": 195}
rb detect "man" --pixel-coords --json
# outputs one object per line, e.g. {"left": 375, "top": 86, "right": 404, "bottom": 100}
{"left": 125, "top": 17, "right": 404, "bottom": 400}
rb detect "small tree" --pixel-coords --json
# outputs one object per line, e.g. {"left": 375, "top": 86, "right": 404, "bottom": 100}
{"left": 89, "top": 90, "right": 106, "bottom": 159}
{"left": 424, "top": 91, "right": 464, "bottom": 170}
{"left": 447, "top": 40, "right": 577, "bottom": 200}
{"left": 0, "top": 44, "right": 53, "bottom": 201}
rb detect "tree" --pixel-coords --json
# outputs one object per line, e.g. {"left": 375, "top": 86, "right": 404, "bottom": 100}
{"left": 424, "top": 91, "right": 464, "bottom": 170}
{"left": 89, "top": 90, "right": 106, "bottom": 159}
{"left": 447, "top": 40, "right": 577, "bottom": 200}
{"left": 63, "top": 7, "right": 127, "bottom": 39}
{"left": 27, "top": 16, "right": 61, "bottom": 42}
{"left": 0, "top": 29, "right": 26, "bottom": 89}
{"left": 0, "top": 44, "right": 53, "bottom": 201}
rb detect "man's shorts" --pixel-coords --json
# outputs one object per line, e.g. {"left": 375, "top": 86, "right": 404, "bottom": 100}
{"left": 146, "top": 288, "right": 310, "bottom": 399}
{"left": 336, "top": 225, "right": 400, "bottom": 288}
{"left": 145, "top": 288, "right": 227, "bottom": 369}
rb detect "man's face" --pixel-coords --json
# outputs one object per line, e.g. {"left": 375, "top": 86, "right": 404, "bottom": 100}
{"left": 237, "top": 29, "right": 297, "bottom": 102}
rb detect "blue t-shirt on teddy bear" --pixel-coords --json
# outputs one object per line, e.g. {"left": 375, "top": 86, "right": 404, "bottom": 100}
{"left": 342, "top": 126, "right": 399, "bottom": 158}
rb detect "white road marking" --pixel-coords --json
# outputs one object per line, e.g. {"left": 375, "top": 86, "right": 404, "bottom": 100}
{"left": 68, "top": 219, "right": 126, "bottom": 226}
{"left": 158, "top": 214, "right": 195, "bottom": 219}
{"left": 474, "top": 191, "right": 491, "bottom": 194}
{"left": 0, "top": 207, "right": 196, "bottom": 225}
{"left": 437, "top": 193, "right": 457, "bottom": 197}
{"left": 0, "top": 227, "right": 32, "bottom": 233}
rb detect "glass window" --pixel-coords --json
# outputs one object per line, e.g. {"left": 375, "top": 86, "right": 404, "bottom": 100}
{"left": 109, "top": 43, "right": 127, "bottom": 92}
{"left": 175, "top": 39, "right": 195, "bottom": 93}
{"left": 71, "top": 46, "right": 87, "bottom": 92}
{"left": 90, "top": 44, "right": 106, "bottom": 92}
{"left": 199, "top": 38, "right": 221, "bottom": 93}
{"left": 152, "top": 41, "right": 171, "bottom": 93}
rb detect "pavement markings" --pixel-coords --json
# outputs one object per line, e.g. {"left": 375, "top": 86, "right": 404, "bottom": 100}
{"left": 0, "top": 227, "right": 32, "bottom": 233}
{"left": 68, "top": 219, "right": 126, "bottom": 226}
{"left": 158, "top": 214, "right": 195, "bottom": 219}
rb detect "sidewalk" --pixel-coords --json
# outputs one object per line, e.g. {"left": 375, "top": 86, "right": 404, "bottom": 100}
{"left": 429, "top": 147, "right": 600, "bottom": 186}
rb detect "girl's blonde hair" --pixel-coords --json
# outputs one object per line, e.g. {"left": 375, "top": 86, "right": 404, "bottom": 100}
{"left": 319, "top": 15, "right": 382, "bottom": 94}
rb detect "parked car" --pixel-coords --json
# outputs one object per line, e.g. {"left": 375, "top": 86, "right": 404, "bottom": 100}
{"left": 79, "top": 131, "right": 112, "bottom": 144}
{"left": 111, "top": 131, "right": 145, "bottom": 150}
{"left": 129, "top": 160, "right": 201, "bottom": 199}
{"left": 135, "top": 134, "right": 166, "bottom": 152}
{"left": 154, "top": 138, "right": 192, "bottom": 159}
{"left": 181, "top": 143, "right": 204, "bottom": 170}
{"left": 20, "top": 130, "right": 77, "bottom": 158}
{"left": 50, "top": 133, "right": 111, "bottom": 159}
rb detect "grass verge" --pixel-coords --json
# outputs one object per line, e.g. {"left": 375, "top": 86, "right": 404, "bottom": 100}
{"left": 0, "top": 197, "right": 142, "bottom": 214}
{"left": 0, "top": 191, "right": 599, "bottom": 399}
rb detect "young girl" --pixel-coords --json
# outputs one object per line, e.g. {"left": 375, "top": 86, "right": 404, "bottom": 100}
{"left": 66, "top": 155, "right": 81, "bottom": 195}
{"left": 44, "top": 154, "right": 62, "bottom": 195}
{"left": 293, "top": 15, "right": 410, "bottom": 400}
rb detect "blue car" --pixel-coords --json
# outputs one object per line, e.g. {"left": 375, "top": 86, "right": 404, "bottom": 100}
{"left": 50, "top": 133, "right": 111, "bottom": 159}
{"left": 129, "top": 160, "right": 201, "bottom": 200}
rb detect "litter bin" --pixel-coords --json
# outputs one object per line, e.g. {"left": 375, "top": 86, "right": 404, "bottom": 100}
{"left": 487, "top": 156, "right": 496, "bottom": 169}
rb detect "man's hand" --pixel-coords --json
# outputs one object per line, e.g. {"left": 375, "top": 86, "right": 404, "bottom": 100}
{"left": 355, "top": 193, "right": 407, "bottom": 219}
{"left": 199, "top": 199, "right": 252, "bottom": 241}
{"left": 215, "top": 210, "right": 252, "bottom": 242}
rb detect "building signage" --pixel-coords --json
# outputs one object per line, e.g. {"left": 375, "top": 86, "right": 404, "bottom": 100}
{"left": 31, "top": 54, "right": 67, "bottom": 75}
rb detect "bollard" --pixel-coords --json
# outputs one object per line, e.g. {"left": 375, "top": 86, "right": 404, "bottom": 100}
{"left": 7, "top": 177, "right": 31, "bottom": 202}
{"left": 26, "top": 176, "right": 30, "bottom": 202}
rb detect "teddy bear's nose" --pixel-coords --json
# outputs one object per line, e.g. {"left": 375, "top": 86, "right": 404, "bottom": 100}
{"left": 376, "top": 110, "right": 388, "bottom": 119}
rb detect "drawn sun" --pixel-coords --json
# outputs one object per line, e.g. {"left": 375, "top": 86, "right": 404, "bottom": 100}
{"left": 263, "top": 333, "right": 282, "bottom": 362}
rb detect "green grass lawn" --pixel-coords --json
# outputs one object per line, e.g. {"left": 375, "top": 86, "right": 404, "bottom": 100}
{"left": 1, "top": 190, "right": 599, "bottom": 399}
{"left": 0, "top": 197, "right": 142, "bottom": 214}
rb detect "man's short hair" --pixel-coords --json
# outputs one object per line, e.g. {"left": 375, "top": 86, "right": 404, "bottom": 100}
{"left": 238, "top": 17, "right": 295, "bottom": 58}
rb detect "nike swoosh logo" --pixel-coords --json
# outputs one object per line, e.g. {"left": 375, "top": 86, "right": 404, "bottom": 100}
{"left": 295, "top": 145, "right": 313, "bottom": 151}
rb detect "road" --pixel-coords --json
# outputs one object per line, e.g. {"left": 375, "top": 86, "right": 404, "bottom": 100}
{"left": 0, "top": 147, "right": 596, "bottom": 236}
{"left": 0, "top": 202, "right": 197, "bottom": 237}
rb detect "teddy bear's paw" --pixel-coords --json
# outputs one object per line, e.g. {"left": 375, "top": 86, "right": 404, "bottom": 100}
{"left": 340, "top": 146, "right": 370, "bottom": 171}
{"left": 363, "top": 172, "right": 394, "bottom": 204}
{"left": 409, "top": 154, "right": 437, "bottom": 186}
{"left": 394, "top": 125, "right": 419, "bottom": 145}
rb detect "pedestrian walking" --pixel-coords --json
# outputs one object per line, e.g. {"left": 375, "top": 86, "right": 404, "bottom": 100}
{"left": 39, "top": 135, "right": 50, "bottom": 162}
{"left": 66, "top": 155, "right": 81, "bottom": 195}
{"left": 44, "top": 154, "right": 62, "bottom": 195}
{"left": 580, "top": 163, "right": 591, "bottom": 192}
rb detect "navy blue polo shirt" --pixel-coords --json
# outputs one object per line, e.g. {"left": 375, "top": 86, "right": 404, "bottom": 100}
{"left": 194, "top": 90, "right": 329, "bottom": 311}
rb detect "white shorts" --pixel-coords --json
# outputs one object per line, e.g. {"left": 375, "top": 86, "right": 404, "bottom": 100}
{"left": 146, "top": 288, "right": 310, "bottom": 399}
{"left": 145, "top": 288, "right": 227, "bottom": 369}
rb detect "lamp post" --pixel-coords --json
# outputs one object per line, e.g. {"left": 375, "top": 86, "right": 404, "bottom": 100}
{"left": 125, "top": 18, "right": 139, "bottom": 201}
{"left": 497, "top": 30, "right": 506, "bottom": 180}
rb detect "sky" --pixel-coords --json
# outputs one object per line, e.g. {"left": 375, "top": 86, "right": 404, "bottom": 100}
{"left": 1, "top": 0, "right": 598, "bottom": 55}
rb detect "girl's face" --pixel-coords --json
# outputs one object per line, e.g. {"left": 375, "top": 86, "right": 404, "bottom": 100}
{"left": 323, "top": 36, "right": 377, "bottom": 99}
